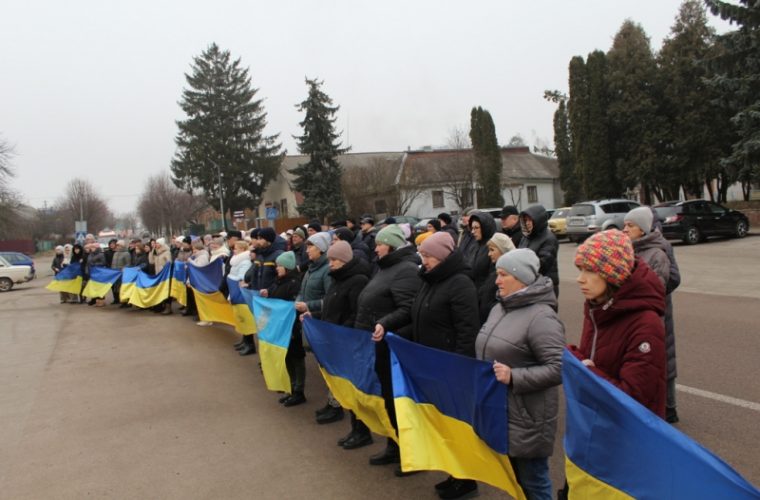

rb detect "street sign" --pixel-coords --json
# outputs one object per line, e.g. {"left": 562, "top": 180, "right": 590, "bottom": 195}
{"left": 75, "top": 220, "right": 87, "bottom": 233}
{"left": 265, "top": 207, "right": 278, "bottom": 220}
{"left": 75, "top": 231, "right": 86, "bottom": 242}
{"left": 233, "top": 210, "right": 245, "bottom": 217}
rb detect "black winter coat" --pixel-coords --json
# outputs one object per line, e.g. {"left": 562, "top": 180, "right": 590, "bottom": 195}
{"left": 409, "top": 250, "right": 479, "bottom": 357}
{"left": 518, "top": 205, "right": 559, "bottom": 294}
{"left": 504, "top": 224, "right": 524, "bottom": 249}
{"left": 477, "top": 268, "right": 498, "bottom": 325}
{"left": 270, "top": 271, "right": 302, "bottom": 301}
{"left": 355, "top": 245, "right": 421, "bottom": 333}
{"left": 321, "top": 258, "right": 372, "bottom": 327}
{"left": 466, "top": 211, "right": 497, "bottom": 288}
{"left": 246, "top": 244, "right": 283, "bottom": 293}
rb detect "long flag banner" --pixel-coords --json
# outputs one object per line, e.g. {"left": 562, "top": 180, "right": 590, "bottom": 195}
{"left": 170, "top": 261, "right": 188, "bottom": 307}
{"left": 81, "top": 266, "right": 122, "bottom": 299}
{"left": 186, "top": 261, "right": 235, "bottom": 326}
{"left": 129, "top": 264, "right": 171, "bottom": 308}
{"left": 46, "top": 263, "right": 83, "bottom": 294}
{"left": 303, "top": 318, "right": 398, "bottom": 441}
{"left": 227, "top": 278, "right": 257, "bottom": 335}
{"left": 247, "top": 292, "right": 294, "bottom": 393}
{"left": 562, "top": 350, "right": 760, "bottom": 499}
{"left": 119, "top": 266, "right": 140, "bottom": 303}
{"left": 386, "top": 333, "right": 526, "bottom": 499}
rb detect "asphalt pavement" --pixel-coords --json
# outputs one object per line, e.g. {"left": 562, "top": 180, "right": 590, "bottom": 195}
{"left": 1, "top": 235, "right": 758, "bottom": 499}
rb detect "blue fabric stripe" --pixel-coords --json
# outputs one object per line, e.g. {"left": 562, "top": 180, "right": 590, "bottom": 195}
{"left": 135, "top": 263, "right": 170, "bottom": 288}
{"left": 88, "top": 266, "right": 122, "bottom": 285}
{"left": 227, "top": 278, "right": 246, "bottom": 305}
{"left": 54, "top": 263, "right": 82, "bottom": 280}
{"left": 248, "top": 293, "right": 294, "bottom": 350}
{"left": 187, "top": 260, "right": 224, "bottom": 294}
{"left": 386, "top": 333, "right": 508, "bottom": 455}
{"left": 172, "top": 261, "right": 187, "bottom": 283}
{"left": 121, "top": 266, "right": 140, "bottom": 284}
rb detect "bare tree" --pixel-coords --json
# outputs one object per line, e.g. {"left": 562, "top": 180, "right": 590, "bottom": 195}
{"left": 138, "top": 173, "right": 209, "bottom": 237}
{"left": 437, "top": 127, "right": 477, "bottom": 211}
{"left": 0, "top": 136, "right": 23, "bottom": 236}
{"left": 340, "top": 157, "right": 422, "bottom": 216}
{"left": 55, "top": 178, "right": 113, "bottom": 236}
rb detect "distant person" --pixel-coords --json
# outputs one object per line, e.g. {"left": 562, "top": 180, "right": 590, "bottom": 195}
{"left": 518, "top": 205, "right": 559, "bottom": 297}
{"left": 465, "top": 211, "right": 498, "bottom": 288}
{"left": 437, "top": 212, "right": 459, "bottom": 242}
{"left": 500, "top": 205, "right": 523, "bottom": 248}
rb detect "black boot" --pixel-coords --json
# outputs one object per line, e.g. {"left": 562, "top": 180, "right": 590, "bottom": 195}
{"left": 282, "top": 391, "right": 306, "bottom": 407}
{"left": 316, "top": 405, "right": 344, "bottom": 424}
{"left": 437, "top": 478, "right": 477, "bottom": 499}
{"left": 234, "top": 337, "right": 246, "bottom": 350}
{"left": 369, "top": 440, "right": 400, "bottom": 466}
{"left": 239, "top": 335, "right": 256, "bottom": 356}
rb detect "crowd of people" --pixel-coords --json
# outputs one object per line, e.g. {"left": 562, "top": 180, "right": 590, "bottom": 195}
{"left": 50, "top": 204, "right": 680, "bottom": 500}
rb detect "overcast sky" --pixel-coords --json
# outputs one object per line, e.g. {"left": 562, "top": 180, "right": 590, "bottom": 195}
{"left": 1, "top": 1, "right": 732, "bottom": 214}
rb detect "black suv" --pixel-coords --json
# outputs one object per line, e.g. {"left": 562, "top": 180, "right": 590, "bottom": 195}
{"left": 655, "top": 199, "right": 750, "bottom": 245}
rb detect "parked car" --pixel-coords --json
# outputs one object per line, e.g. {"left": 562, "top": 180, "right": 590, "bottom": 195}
{"left": 0, "top": 251, "right": 35, "bottom": 278}
{"left": 655, "top": 199, "right": 750, "bottom": 245}
{"left": 0, "top": 255, "right": 34, "bottom": 291}
{"left": 377, "top": 216, "right": 420, "bottom": 227}
{"left": 566, "top": 199, "right": 641, "bottom": 243}
{"left": 547, "top": 207, "right": 572, "bottom": 239}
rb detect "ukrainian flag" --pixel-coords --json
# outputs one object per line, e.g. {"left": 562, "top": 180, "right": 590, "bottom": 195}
{"left": 119, "top": 266, "right": 139, "bottom": 303}
{"left": 128, "top": 264, "right": 171, "bottom": 308}
{"left": 248, "top": 293, "right": 294, "bottom": 394}
{"left": 46, "top": 262, "right": 83, "bottom": 294}
{"left": 170, "top": 261, "right": 188, "bottom": 307}
{"left": 302, "top": 318, "right": 397, "bottom": 442}
{"left": 386, "top": 333, "right": 526, "bottom": 499}
{"left": 81, "top": 266, "right": 122, "bottom": 299}
{"left": 186, "top": 261, "right": 235, "bottom": 326}
{"left": 227, "top": 278, "right": 257, "bottom": 335}
{"left": 562, "top": 350, "right": 760, "bottom": 499}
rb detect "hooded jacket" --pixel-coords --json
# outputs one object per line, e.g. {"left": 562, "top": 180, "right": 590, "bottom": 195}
{"left": 475, "top": 276, "right": 565, "bottom": 458}
{"left": 632, "top": 229, "right": 670, "bottom": 289}
{"left": 228, "top": 251, "right": 252, "bottom": 282}
{"left": 320, "top": 257, "right": 372, "bottom": 326}
{"left": 409, "top": 250, "right": 479, "bottom": 357}
{"left": 518, "top": 205, "right": 559, "bottom": 293}
{"left": 568, "top": 260, "right": 667, "bottom": 418}
{"left": 245, "top": 242, "right": 283, "bottom": 293}
{"left": 466, "top": 211, "right": 497, "bottom": 289}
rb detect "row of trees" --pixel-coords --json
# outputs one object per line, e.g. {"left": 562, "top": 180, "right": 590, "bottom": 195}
{"left": 550, "top": 0, "right": 759, "bottom": 206}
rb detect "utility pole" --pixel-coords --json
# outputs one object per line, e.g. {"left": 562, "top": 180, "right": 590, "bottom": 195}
{"left": 210, "top": 160, "right": 228, "bottom": 232}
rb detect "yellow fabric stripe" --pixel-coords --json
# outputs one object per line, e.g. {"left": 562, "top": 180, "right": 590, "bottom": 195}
{"left": 119, "top": 283, "right": 135, "bottom": 303}
{"left": 566, "top": 457, "right": 634, "bottom": 500}
{"left": 395, "top": 397, "right": 526, "bottom": 499}
{"left": 319, "top": 368, "right": 398, "bottom": 442}
{"left": 170, "top": 281, "right": 187, "bottom": 307}
{"left": 128, "top": 281, "right": 170, "bottom": 308}
{"left": 81, "top": 280, "right": 114, "bottom": 299}
{"left": 46, "top": 277, "right": 82, "bottom": 294}
{"left": 259, "top": 341, "right": 290, "bottom": 393}
{"left": 231, "top": 303, "right": 257, "bottom": 334}
{"left": 193, "top": 290, "right": 236, "bottom": 326}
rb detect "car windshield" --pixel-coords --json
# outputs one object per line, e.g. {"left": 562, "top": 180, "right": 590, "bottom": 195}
{"left": 655, "top": 206, "right": 680, "bottom": 218}
{"left": 569, "top": 204, "right": 594, "bottom": 217}
{"left": 550, "top": 209, "right": 569, "bottom": 219}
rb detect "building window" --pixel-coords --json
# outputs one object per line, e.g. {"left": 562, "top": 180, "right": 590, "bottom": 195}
{"left": 280, "top": 198, "right": 288, "bottom": 218}
{"left": 374, "top": 199, "right": 387, "bottom": 214}
{"left": 527, "top": 185, "right": 538, "bottom": 204}
{"left": 431, "top": 190, "right": 444, "bottom": 208}
{"left": 461, "top": 188, "right": 473, "bottom": 207}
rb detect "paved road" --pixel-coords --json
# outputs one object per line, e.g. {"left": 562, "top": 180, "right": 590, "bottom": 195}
{"left": 1, "top": 236, "right": 758, "bottom": 499}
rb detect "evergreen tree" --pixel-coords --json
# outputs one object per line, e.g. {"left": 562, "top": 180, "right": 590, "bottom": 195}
{"left": 705, "top": 0, "right": 760, "bottom": 200}
{"left": 549, "top": 96, "right": 581, "bottom": 205}
{"left": 585, "top": 50, "right": 618, "bottom": 199}
{"left": 568, "top": 56, "right": 591, "bottom": 199}
{"left": 607, "top": 20, "right": 662, "bottom": 204}
{"left": 469, "top": 107, "right": 503, "bottom": 207}
{"left": 290, "top": 78, "right": 348, "bottom": 221}
{"left": 171, "top": 43, "right": 283, "bottom": 230}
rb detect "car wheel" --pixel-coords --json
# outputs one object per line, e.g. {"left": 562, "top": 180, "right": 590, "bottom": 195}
{"left": 735, "top": 220, "right": 748, "bottom": 238}
{"left": 684, "top": 226, "right": 701, "bottom": 245}
{"left": 0, "top": 277, "right": 13, "bottom": 292}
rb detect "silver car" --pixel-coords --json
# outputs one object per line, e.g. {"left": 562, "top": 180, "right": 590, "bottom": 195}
{"left": 566, "top": 199, "right": 641, "bottom": 243}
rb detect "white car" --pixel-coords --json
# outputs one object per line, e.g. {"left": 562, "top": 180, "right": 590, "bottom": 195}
{"left": 0, "top": 255, "right": 34, "bottom": 292}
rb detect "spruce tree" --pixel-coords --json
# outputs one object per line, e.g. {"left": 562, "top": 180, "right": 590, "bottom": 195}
{"left": 290, "top": 78, "right": 348, "bottom": 221}
{"left": 469, "top": 107, "right": 503, "bottom": 207}
{"left": 585, "top": 50, "right": 618, "bottom": 199}
{"left": 171, "top": 43, "right": 283, "bottom": 229}
{"left": 606, "top": 20, "right": 662, "bottom": 204}
{"left": 568, "top": 56, "right": 591, "bottom": 199}
{"left": 705, "top": 0, "right": 760, "bottom": 200}
{"left": 551, "top": 98, "right": 581, "bottom": 205}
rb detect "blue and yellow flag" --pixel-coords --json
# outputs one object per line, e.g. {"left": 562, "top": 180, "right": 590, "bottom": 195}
{"left": 186, "top": 261, "right": 235, "bottom": 326}
{"left": 386, "top": 333, "right": 525, "bottom": 499}
{"left": 170, "top": 261, "right": 188, "bottom": 307}
{"left": 227, "top": 278, "right": 257, "bottom": 335}
{"left": 81, "top": 266, "right": 122, "bottom": 299}
{"left": 562, "top": 350, "right": 760, "bottom": 499}
{"left": 129, "top": 264, "right": 171, "bottom": 308}
{"left": 119, "top": 266, "right": 139, "bottom": 303}
{"left": 46, "top": 263, "right": 83, "bottom": 294}
{"left": 303, "top": 318, "right": 397, "bottom": 441}
{"left": 248, "top": 292, "right": 295, "bottom": 393}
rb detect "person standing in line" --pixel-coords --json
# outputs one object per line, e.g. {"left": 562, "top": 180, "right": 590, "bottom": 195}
{"left": 356, "top": 224, "right": 421, "bottom": 470}
{"left": 477, "top": 232, "right": 515, "bottom": 324}
{"left": 111, "top": 240, "right": 131, "bottom": 305}
{"left": 86, "top": 242, "right": 107, "bottom": 307}
{"left": 518, "top": 205, "right": 559, "bottom": 298}
{"left": 149, "top": 238, "right": 173, "bottom": 315}
{"left": 499, "top": 205, "right": 524, "bottom": 248}
{"left": 437, "top": 212, "right": 459, "bottom": 242}
{"left": 269, "top": 252, "right": 304, "bottom": 403}
{"left": 465, "top": 211, "right": 498, "bottom": 289}
{"left": 476, "top": 249, "right": 565, "bottom": 500}
{"left": 51, "top": 246, "right": 66, "bottom": 304}
{"left": 624, "top": 206, "right": 681, "bottom": 423}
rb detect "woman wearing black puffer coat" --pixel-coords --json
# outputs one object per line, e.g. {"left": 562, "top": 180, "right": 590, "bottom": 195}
{"left": 466, "top": 211, "right": 497, "bottom": 289}
{"left": 407, "top": 230, "right": 481, "bottom": 499}
{"left": 358, "top": 224, "right": 421, "bottom": 472}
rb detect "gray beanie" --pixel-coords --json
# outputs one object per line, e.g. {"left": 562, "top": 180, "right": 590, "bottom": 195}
{"left": 307, "top": 232, "right": 331, "bottom": 253}
{"left": 625, "top": 206, "right": 653, "bottom": 235}
{"left": 496, "top": 248, "right": 540, "bottom": 285}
